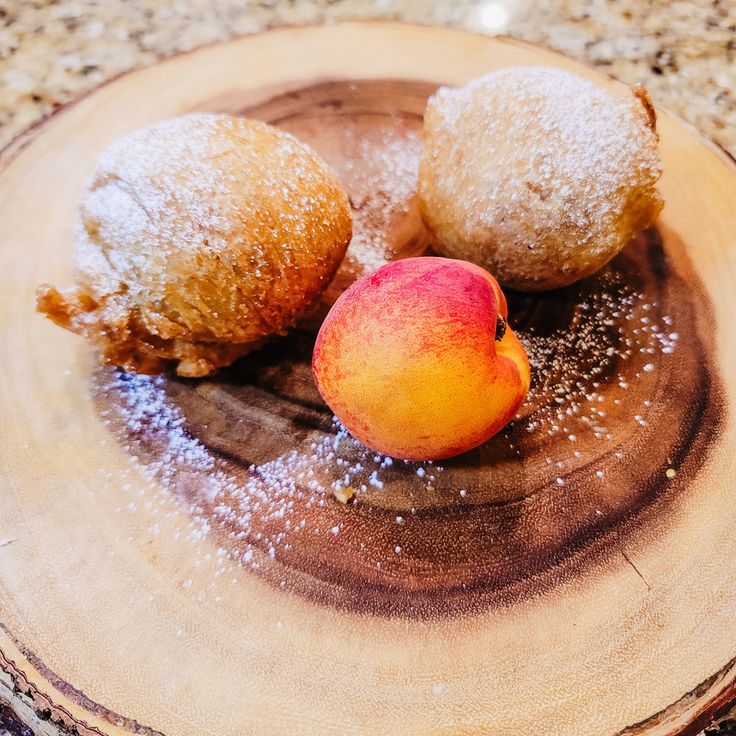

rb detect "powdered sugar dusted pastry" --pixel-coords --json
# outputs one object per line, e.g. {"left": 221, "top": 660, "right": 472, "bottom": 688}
{"left": 37, "top": 113, "right": 352, "bottom": 376}
{"left": 418, "top": 67, "right": 663, "bottom": 291}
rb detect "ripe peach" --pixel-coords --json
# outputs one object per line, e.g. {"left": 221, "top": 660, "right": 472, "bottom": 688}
{"left": 312, "top": 257, "right": 530, "bottom": 461}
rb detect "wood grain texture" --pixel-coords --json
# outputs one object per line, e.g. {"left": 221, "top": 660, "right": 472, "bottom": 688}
{"left": 93, "top": 222, "right": 722, "bottom": 618}
{"left": 1, "top": 22, "right": 736, "bottom": 736}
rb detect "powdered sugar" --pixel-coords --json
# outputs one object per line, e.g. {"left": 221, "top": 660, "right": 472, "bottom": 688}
{"left": 518, "top": 266, "right": 678, "bottom": 443}
{"left": 431, "top": 67, "right": 661, "bottom": 220}
{"left": 77, "top": 113, "right": 238, "bottom": 299}
{"left": 98, "top": 370, "right": 444, "bottom": 571}
{"left": 423, "top": 67, "right": 663, "bottom": 289}
{"left": 341, "top": 120, "right": 421, "bottom": 273}
{"left": 97, "top": 244, "right": 682, "bottom": 572}
{"left": 73, "top": 112, "right": 350, "bottom": 354}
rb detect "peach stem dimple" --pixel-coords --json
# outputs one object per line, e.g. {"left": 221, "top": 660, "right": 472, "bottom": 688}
{"left": 495, "top": 315, "right": 507, "bottom": 342}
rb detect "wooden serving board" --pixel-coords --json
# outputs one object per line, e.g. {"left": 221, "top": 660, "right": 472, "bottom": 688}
{"left": 1, "top": 22, "right": 736, "bottom": 736}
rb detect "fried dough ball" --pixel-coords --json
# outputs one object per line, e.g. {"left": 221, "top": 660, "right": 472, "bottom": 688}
{"left": 37, "top": 113, "right": 352, "bottom": 376}
{"left": 418, "top": 67, "right": 663, "bottom": 291}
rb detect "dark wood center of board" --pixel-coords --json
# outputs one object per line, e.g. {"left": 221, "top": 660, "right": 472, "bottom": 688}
{"left": 93, "top": 80, "right": 723, "bottom": 617}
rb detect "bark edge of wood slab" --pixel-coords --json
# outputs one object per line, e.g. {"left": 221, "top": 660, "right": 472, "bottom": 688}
{"left": 1, "top": 22, "right": 735, "bottom": 736}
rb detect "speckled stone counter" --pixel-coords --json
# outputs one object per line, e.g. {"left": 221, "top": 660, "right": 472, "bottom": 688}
{"left": 0, "top": 0, "right": 734, "bottom": 155}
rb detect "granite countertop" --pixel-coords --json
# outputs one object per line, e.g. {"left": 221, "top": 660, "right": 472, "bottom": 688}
{"left": 0, "top": 2, "right": 735, "bottom": 735}
{"left": 0, "top": 0, "right": 735, "bottom": 155}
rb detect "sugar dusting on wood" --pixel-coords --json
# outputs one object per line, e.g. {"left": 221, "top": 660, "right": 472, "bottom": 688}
{"left": 90, "top": 110, "right": 684, "bottom": 598}
{"left": 519, "top": 268, "right": 678, "bottom": 443}
{"left": 342, "top": 119, "right": 421, "bottom": 273}
{"left": 98, "top": 253, "right": 679, "bottom": 580}
{"left": 99, "top": 371, "right": 432, "bottom": 572}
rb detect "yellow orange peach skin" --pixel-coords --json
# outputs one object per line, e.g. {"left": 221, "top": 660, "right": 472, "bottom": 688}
{"left": 312, "top": 257, "right": 530, "bottom": 461}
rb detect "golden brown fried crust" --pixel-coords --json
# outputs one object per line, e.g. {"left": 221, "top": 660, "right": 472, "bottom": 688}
{"left": 633, "top": 84, "right": 658, "bottom": 132}
{"left": 37, "top": 113, "right": 352, "bottom": 376}
{"left": 36, "top": 283, "right": 264, "bottom": 376}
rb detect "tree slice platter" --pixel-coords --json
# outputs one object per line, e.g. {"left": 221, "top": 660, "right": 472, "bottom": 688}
{"left": 1, "top": 22, "right": 735, "bottom": 736}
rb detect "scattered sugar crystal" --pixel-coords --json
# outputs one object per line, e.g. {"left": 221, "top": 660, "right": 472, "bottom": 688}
{"left": 341, "top": 121, "right": 421, "bottom": 273}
